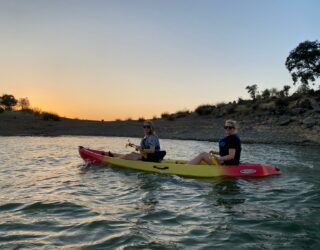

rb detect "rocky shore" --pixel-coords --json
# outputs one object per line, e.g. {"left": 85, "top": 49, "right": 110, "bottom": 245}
{"left": 1, "top": 110, "right": 320, "bottom": 145}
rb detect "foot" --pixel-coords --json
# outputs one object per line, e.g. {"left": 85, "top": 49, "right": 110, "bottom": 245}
{"left": 101, "top": 151, "right": 114, "bottom": 157}
{"left": 175, "top": 160, "right": 185, "bottom": 164}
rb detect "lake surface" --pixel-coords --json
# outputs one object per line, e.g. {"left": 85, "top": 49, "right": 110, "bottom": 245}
{"left": 0, "top": 136, "right": 319, "bottom": 249}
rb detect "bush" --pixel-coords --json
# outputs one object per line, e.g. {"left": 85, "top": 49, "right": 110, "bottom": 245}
{"left": 235, "top": 104, "right": 250, "bottom": 114}
{"left": 161, "top": 112, "right": 170, "bottom": 119}
{"left": 225, "top": 104, "right": 236, "bottom": 114}
{"left": 216, "top": 102, "right": 226, "bottom": 109}
{"left": 161, "top": 112, "right": 176, "bottom": 121}
{"left": 251, "top": 103, "right": 259, "bottom": 111}
{"left": 237, "top": 98, "right": 251, "bottom": 105}
{"left": 297, "top": 98, "right": 312, "bottom": 109}
{"left": 20, "top": 108, "right": 34, "bottom": 114}
{"left": 195, "top": 105, "right": 215, "bottom": 116}
{"left": 275, "top": 98, "right": 289, "bottom": 108}
{"left": 315, "top": 91, "right": 320, "bottom": 102}
{"left": 32, "top": 107, "right": 42, "bottom": 116}
{"left": 260, "top": 102, "right": 276, "bottom": 112}
{"left": 41, "top": 112, "right": 60, "bottom": 121}
{"left": 167, "top": 115, "right": 176, "bottom": 121}
{"left": 174, "top": 110, "right": 190, "bottom": 118}
{"left": 138, "top": 117, "right": 145, "bottom": 122}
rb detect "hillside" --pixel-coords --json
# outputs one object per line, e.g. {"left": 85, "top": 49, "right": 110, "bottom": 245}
{"left": 1, "top": 90, "right": 320, "bottom": 145}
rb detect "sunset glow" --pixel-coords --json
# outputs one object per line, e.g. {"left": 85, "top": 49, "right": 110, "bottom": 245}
{"left": 0, "top": 0, "right": 318, "bottom": 120}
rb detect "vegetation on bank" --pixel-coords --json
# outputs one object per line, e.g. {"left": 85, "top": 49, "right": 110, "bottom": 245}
{"left": 0, "top": 95, "right": 60, "bottom": 121}
{"left": 160, "top": 87, "right": 319, "bottom": 121}
{"left": 161, "top": 40, "right": 320, "bottom": 121}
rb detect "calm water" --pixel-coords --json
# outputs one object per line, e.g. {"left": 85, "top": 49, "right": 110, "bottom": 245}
{"left": 0, "top": 136, "right": 319, "bottom": 249}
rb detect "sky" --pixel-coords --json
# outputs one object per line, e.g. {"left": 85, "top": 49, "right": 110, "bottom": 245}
{"left": 0, "top": 0, "right": 319, "bottom": 120}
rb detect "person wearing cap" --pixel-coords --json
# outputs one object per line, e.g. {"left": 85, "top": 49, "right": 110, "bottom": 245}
{"left": 186, "top": 120, "right": 241, "bottom": 165}
{"left": 109, "top": 120, "right": 164, "bottom": 161}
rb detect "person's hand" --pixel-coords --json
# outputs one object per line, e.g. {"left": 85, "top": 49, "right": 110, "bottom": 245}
{"left": 209, "top": 149, "right": 218, "bottom": 155}
{"left": 216, "top": 156, "right": 224, "bottom": 164}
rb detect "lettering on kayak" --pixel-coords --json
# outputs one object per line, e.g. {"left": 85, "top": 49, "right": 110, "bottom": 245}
{"left": 240, "top": 169, "right": 257, "bottom": 174}
{"left": 153, "top": 165, "right": 169, "bottom": 170}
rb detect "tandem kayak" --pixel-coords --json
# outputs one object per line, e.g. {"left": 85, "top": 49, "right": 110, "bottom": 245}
{"left": 78, "top": 147, "right": 281, "bottom": 178}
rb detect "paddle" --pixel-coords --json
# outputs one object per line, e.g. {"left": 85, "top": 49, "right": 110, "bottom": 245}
{"left": 209, "top": 151, "right": 220, "bottom": 165}
{"left": 125, "top": 139, "right": 147, "bottom": 158}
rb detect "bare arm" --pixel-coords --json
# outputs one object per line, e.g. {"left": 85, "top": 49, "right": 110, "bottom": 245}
{"left": 136, "top": 145, "right": 155, "bottom": 154}
{"left": 142, "top": 145, "right": 155, "bottom": 154}
{"left": 218, "top": 148, "right": 236, "bottom": 162}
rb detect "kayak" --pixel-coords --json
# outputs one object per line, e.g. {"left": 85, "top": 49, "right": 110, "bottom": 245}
{"left": 78, "top": 146, "right": 281, "bottom": 178}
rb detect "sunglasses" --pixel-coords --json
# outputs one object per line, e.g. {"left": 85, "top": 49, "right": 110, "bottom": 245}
{"left": 224, "top": 126, "right": 235, "bottom": 130}
{"left": 143, "top": 125, "right": 151, "bottom": 129}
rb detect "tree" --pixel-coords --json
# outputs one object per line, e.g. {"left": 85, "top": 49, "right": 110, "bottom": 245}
{"left": 285, "top": 40, "right": 320, "bottom": 87}
{"left": 18, "top": 97, "right": 30, "bottom": 110}
{"left": 269, "top": 88, "right": 279, "bottom": 97}
{"left": 282, "top": 85, "right": 291, "bottom": 97}
{"left": 296, "top": 84, "right": 310, "bottom": 94}
{"left": 246, "top": 84, "right": 258, "bottom": 100}
{"left": 0, "top": 94, "right": 17, "bottom": 110}
{"left": 261, "top": 89, "right": 271, "bottom": 99}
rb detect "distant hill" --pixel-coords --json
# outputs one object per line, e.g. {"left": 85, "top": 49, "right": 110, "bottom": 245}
{"left": 1, "top": 90, "right": 320, "bottom": 145}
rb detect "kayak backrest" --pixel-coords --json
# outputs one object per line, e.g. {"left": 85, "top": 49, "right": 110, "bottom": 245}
{"left": 157, "top": 151, "right": 166, "bottom": 161}
{"left": 146, "top": 151, "right": 166, "bottom": 162}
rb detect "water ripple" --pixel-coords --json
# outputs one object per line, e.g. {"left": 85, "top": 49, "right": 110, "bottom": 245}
{"left": 0, "top": 136, "right": 319, "bottom": 249}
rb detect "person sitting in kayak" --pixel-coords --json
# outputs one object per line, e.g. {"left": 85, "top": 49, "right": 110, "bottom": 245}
{"left": 110, "top": 120, "right": 165, "bottom": 162}
{"left": 186, "top": 120, "right": 241, "bottom": 165}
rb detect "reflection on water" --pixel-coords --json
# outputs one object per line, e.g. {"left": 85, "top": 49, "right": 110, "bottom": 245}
{"left": 211, "top": 179, "right": 245, "bottom": 207}
{"left": 0, "top": 136, "right": 319, "bottom": 249}
{"left": 135, "top": 174, "right": 160, "bottom": 213}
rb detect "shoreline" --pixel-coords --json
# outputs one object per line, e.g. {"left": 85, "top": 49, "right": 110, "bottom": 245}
{"left": 0, "top": 134, "right": 318, "bottom": 147}
{"left": 1, "top": 111, "right": 320, "bottom": 146}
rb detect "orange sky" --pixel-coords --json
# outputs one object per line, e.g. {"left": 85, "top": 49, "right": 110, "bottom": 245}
{"left": 0, "top": 1, "right": 318, "bottom": 120}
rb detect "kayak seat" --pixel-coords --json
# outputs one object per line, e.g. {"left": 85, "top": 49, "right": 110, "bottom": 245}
{"left": 157, "top": 150, "right": 166, "bottom": 161}
{"left": 143, "top": 150, "right": 166, "bottom": 162}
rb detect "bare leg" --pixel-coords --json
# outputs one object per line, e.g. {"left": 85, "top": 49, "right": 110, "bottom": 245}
{"left": 120, "top": 152, "right": 142, "bottom": 160}
{"left": 186, "top": 152, "right": 212, "bottom": 165}
{"left": 111, "top": 152, "right": 126, "bottom": 157}
{"left": 108, "top": 151, "right": 138, "bottom": 158}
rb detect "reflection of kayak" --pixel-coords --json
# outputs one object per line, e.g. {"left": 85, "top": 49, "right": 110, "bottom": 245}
{"left": 78, "top": 147, "right": 281, "bottom": 178}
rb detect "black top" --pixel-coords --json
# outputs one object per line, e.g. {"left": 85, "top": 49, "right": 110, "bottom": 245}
{"left": 219, "top": 134, "right": 241, "bottom": 165}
